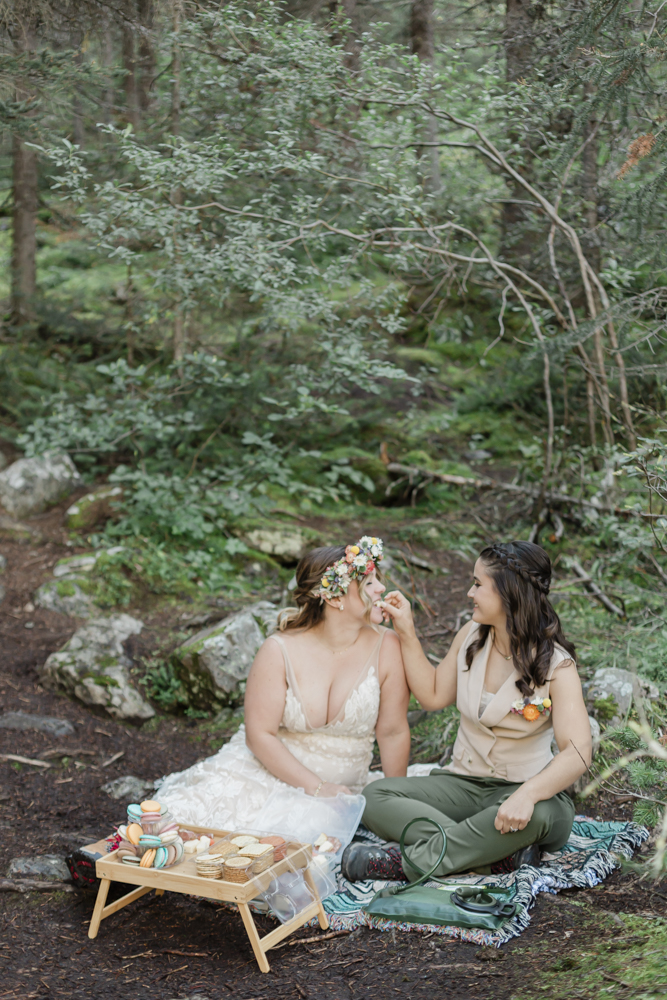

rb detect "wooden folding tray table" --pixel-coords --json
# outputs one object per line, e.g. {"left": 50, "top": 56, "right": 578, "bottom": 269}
{"left": 85, "top": 823, "right": 329, "bottom": 973}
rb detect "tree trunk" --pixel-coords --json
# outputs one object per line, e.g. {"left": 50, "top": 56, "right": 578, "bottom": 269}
{"left": 122, "top": 25, "right": 138, "bottom": 129}
{"left": 329, "top": 0, "right": 359, "bottom": 71}
{"left": 11, "top": 24, "right": 38, "bottom": 326}
{"left": 501, "top": 0, "right": 535, "bottom": 261}
{"left": 11, "top": 135, "right": 37, "bottom": 324}
{"left": 101, "top": 20, "right": 115, "bottom": 124}
{"left": 411, "top": 0, "right": 441, "bottom": 194}
{"left": 171, "top": 0, "right": 181, "bottom": 138}
{"left": 137, "top": 0, "right": 156, "bottom": 113}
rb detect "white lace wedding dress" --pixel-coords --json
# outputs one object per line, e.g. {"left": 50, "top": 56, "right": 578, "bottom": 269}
{"left": 156, "top": 630, "right": 434, "bottom": 830}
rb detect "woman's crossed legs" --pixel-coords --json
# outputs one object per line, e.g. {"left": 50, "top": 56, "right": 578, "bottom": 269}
{"left": 362, "top": 771, "right": 574, "bottom": 879}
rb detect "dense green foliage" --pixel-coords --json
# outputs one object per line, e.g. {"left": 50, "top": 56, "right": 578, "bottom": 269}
{"left": 1, "top": 0, "right": 666, "bottom": 864}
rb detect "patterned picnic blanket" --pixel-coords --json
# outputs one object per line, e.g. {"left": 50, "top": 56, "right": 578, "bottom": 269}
{"left": 310, "top": 817, "right": 649, "bottom": 947}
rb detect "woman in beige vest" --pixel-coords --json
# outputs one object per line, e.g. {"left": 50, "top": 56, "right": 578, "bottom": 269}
{"left": 342, "top": 541, "right": 592, "bottom": 882}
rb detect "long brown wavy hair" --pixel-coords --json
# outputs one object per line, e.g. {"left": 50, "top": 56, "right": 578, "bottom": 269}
{"left": 465, "top": 541, "right": 576, "bottom": 697}
{"left": 278, "top": 545, "right": 380, "bottom": 632}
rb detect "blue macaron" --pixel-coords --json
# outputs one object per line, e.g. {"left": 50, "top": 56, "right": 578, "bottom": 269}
{"left": 154, "top": 847, "right": 168, "bottom": 869}
{"left": 139, "top": 834, "right": 162, "bottom": 849}
{"left": 127, "top": 803, "right": 143, "bottom": 822}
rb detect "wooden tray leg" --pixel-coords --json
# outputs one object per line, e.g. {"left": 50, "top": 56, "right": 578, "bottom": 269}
{"left": 88, "top": 878, "right": 110, "bottom": 940}
{"left": 237, "top": 902, "right": 271, "bottom": 974}
{"left": 303, "top": 867, "right": 329, "bottom": 930}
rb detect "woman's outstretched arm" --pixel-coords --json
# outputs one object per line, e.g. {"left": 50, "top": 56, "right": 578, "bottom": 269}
{"left": 374, "top": 631, "right": 410, "bottom": 777}
{"left": 379, "top": 590, "right": 470, "bottom": 711}
{"left": 244, "top": 638, "right": 351, "bottom": 796}
{"left": 494, "top": 661, "right": 592, "bottom": 834}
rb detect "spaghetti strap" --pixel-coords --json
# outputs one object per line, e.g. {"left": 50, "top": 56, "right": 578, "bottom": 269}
{"left": 268, "top": 633, "right": 304, "bottom": 706}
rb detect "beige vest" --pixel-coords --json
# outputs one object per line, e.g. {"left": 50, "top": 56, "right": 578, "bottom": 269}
{"left": 447, "top": 622, "right": 571, "bottom": 782}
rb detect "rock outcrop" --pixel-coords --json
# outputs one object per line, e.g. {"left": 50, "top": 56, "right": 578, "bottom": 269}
{"left": 174, "top": 602, "right": 277, "bottom": 710}
{"left": 65, "top": 486, "right": 123, "bottom": 531}
{"left": 0, "top": 453, "right": 82, "bottom": 519}
{"left": 0, "top": 711, "right": 75, "bottom": 737}
{"left": 244, "top": 528, "right": 307, "bottom": 564}
{"left": 40, "top": 614, "right": 154, "bottom": 723}
{"left": 584, "top": 667, "right": 660, "bottom": 726}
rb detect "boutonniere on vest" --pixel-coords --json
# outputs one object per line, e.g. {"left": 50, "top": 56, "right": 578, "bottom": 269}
{"left": 511, "top": 696, "right": 552, "bottom": 721}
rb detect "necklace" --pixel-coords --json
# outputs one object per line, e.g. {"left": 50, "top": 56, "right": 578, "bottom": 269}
{"left": 493, "top": 640, "right": 512, "bottom": 661}
{"left": 322, "top": 638, "right": 358, "bottom": 655}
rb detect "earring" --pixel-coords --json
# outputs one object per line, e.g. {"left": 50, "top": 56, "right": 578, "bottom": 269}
{"left": 339, "top": 603, "right": 344, "bottom": 612}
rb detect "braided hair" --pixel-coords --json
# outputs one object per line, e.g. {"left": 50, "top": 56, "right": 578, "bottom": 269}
{"left": 465, "top": 541, "right": 576, "bottom": 697}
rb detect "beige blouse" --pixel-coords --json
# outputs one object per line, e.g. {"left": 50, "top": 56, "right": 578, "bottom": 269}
{"left": 447, "top": 621, "right": 572, "bottom": 782}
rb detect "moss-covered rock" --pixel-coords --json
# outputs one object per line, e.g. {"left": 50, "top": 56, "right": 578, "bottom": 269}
{"left": 173, "top": 602, "right": 277, "bottom": 710}
{"left": 40, "top": 613, "right": 154, "bottom": 722}
{"left": 65, "top": 486, "right": 123, "bottom": 532}
{"left": 34, "top": 577, "right": 96, "bottom": 617}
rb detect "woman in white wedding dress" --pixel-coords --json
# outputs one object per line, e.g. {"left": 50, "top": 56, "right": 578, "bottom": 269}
{"left": 157, "top": 537, "right": 430, "bottom": 830}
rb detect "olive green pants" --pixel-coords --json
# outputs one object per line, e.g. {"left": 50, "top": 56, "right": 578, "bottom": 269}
{"left": 362, "top": 771, "right": 575, "bottom": 880}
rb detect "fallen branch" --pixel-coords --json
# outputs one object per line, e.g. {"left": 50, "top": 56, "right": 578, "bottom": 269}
{"left": 0, "top": 754, "right": 51, "bottom": 768}
{"left": 273, "top": 929, "right": 351, "bottom": 950}
{"left": 0, "top": 879, "right": 75, "bottom": 893}
{"left": 567, "top": 559, "right": 626, "bottom": 618}
{"left": 385, "top": 461, "right": 664, "bottom": 520}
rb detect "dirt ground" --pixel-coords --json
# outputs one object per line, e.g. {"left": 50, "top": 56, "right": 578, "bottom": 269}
{"left": 0, "top": 498, "right": 654, "bottom": 1000}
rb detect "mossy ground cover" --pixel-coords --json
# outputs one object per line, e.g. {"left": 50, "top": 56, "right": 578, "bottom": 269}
{"left": 512, "top": 907, "right": 667, "bottom": 1000}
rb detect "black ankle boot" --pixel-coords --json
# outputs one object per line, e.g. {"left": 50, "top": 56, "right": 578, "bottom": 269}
{"left": 490, "top": 842, "right": 541, "bottom": 875}
{"left": 341, "top": 843, "right": 407, "bottom": 882}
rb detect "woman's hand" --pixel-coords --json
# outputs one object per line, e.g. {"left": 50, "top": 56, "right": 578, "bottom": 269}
{"left": 378, "top": 590, "right": 417, "bottom": 639}
{"left": 310, "top": 781, "right": 352, "bottom": 797}
{"left": 494, "top": 789, "right": 535, "bottom": 834}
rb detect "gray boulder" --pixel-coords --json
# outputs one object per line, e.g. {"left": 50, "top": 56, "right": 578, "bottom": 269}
{"left": 174, "top": 602, "right": 277, "bottom": 710}
{"left": 0, "top": 711, "right": 75, "bottom": 737}
{"left": 34, "top": 548, "right": 124, "bottom": 618}
{"left": 8, "top": 855, "right": 71, "bottom": 881}
{"left": 35, "top": 578, "right": 95, "bottom": 618}
{"left": 0, "top": 453, "right": 82, "bottom": 519}
{"left": 583, "top": 667, "right": 660, "bottom": 725}
{"left": 100, "top": 775, "right": 155, "bottom": 801}
{"left": 39, "top": 614, "right": 154, "bottom": 723}
{"left": 65, "top": 485, "right": 123, "bottom": 531}
{"left": 244, "top": 528, "right": 307, "bottom": 563}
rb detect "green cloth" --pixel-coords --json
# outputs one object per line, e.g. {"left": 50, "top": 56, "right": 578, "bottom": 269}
{"left": 362, "top": 770, "right": 575, "bottom": 879}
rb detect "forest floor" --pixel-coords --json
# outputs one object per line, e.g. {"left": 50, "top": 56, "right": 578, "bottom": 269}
{"left": 0, "top": 497, "right": 663, "bottom": 1000}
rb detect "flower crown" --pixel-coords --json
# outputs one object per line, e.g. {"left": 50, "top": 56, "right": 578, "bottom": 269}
{"left": 312, "top": 536, "right": 383, "bottom": 600}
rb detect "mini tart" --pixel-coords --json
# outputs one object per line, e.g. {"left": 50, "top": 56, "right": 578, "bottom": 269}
{"left": 230, "top": 835, "right": 259, "bottom": 848}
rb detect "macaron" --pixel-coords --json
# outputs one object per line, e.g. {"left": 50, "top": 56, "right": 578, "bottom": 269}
{"left": 159, "top": 803, "right": 169, "bottom": 815}
{"left": 139, "top": 849, "right": 156, "bottom": 868}
{"left": 165, "top": 844, "right": 177, "bottom": 866}
{"left": 159, "top": 832, "right": 178, "bottom": 846}
{"left": 127, "top": 804, "right": 143, "bottom": 821}
{"left": 154, "top": 847, "right": 168, "bottom": 869}
{"left": 122, "top": 855, "right": 141, "bottom": 866}
{"left": 118, "top": 825, "right": 128, "bottom": 839}
{"left": 159, "top": 821, "right": 178, "bottom": 835}
{"left": 140, "top": 810, "right": 161, "bottom": 819}
{"left": 140, "top": 799, "right": 161, "bottom": 813}
{"left": 127, "top": 823, "right": 143, "bottom": 845}
{"left": 139, "top": 835, "right": 161, "bottom": 849}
